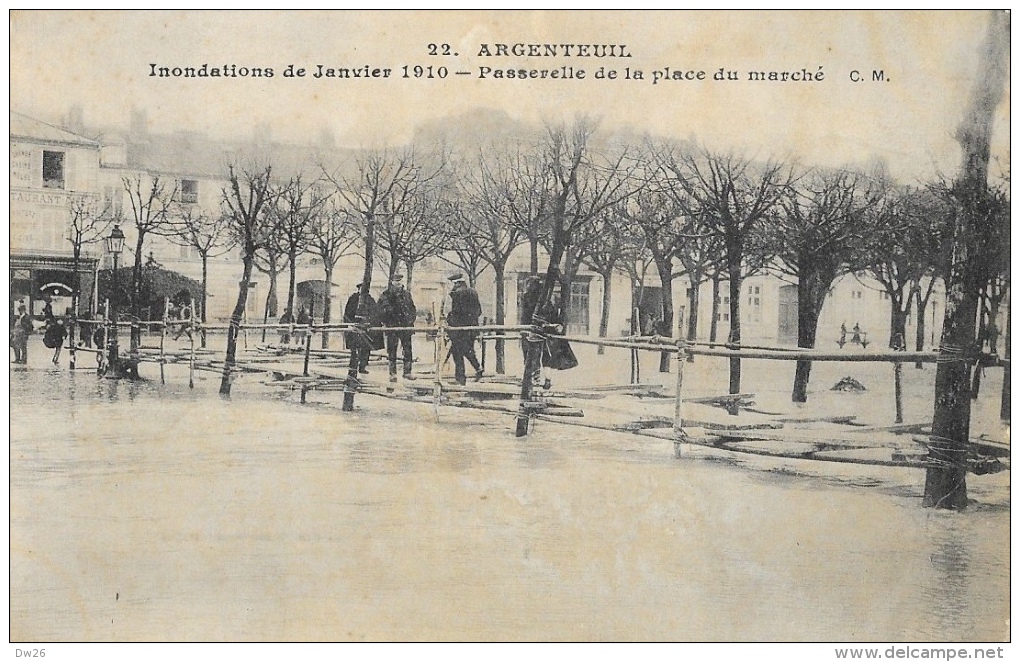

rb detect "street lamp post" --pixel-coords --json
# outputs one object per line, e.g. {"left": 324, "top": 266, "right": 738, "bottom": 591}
{"left": 105, "top": 224, "right": 125, "bottom": 376}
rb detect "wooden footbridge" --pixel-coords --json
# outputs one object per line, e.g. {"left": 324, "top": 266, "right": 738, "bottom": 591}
{"left": 65, "top": 299, "right": 1010, "bottom": 478}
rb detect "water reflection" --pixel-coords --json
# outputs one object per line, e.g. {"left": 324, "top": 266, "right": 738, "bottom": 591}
{"left": 8, "top": 365, "right": 1011, "bottom": 642}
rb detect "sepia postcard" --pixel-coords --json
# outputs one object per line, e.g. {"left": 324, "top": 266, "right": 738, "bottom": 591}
{"left": 7, "top": 10, "right": 1011, "bottom": 654}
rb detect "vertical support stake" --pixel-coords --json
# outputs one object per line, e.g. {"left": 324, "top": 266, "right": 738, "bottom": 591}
{"left": 673, "top": 340, "right": 688, "bottom": 458}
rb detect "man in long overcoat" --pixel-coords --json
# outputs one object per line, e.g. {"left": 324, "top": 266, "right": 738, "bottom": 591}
{"left": 447, "top": 273, "right": 483, "bottom": 385}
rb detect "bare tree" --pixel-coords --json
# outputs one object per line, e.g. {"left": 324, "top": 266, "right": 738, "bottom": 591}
{"left": 864, "top": 186, "right": 953, "bottom": 367}
{"left": 324, "top": 146, "right": 444, "bottom": 281}
{"left": 658, "top": 144, "right": 792, "bottom": 393}
{"left": 169, "top": 205, "right": 234, "bottom": 346}
{"left": 308, "top": 194, "right": 359, "bottom": 348}
{"left": 581, "top": 205, "right": 634, "bottom": 354}
{"left": 219, "top": 160, "right": 277, "bottom": 395}
{"left": 453, "top": 146, "right": 534, "bottom": 372}
{"left": 253, "top": 232, "right": 290, "bottom": 331}
{"left": 620, "top": 180, "right": 686, "bottom": 371}
{"left": 273, "top": 175, "right": 329, "bottom": 316}
{"left": 121, "top": 174, "right": 178, "bottom": 338}
{"left": 378, "top": 175, "right": 456, "bottom": 284}
{"left": 924, "top": 10, "right": 1009, "bottom": 509}
{"left": 65, "top": 193, "right": 115, "bottom": 353}
{"left": 769, "top": 167, "right": 881, "bottom": 402}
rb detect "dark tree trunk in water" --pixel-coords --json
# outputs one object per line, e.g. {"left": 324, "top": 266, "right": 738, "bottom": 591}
{"left": 286, "top": 253, "right": 298, "bottom": 318}
{"left": 200, "top": 256, "right": 209, "bottom": 348}
{"left": 924, "top": 10, "right": 1008, "bottom": 510}
{"left": 791, "top": 281, "right": 823, "bottom": 403}
{"left": 914, "top": 287, "right": 928, "bottom": 369}
{"left": 656, "top": 260, "right": 673, "bottom": 373}
{"left": 709, "top": 274, "right": 720, "bottom": 343}
{"left": 220, "top": 254, "right": 255, "bottom": 395}
{"left": 687, "top": 278, "right": 701, "bottom": 342}
{"left": 596, "top": 270, "right": 612, "bottom": 356}
{"left": 889, "top": 301, "right": 908, "bottom": 351}
{"left": 726, "top": 254, "right": 742, "bottom": 395}
{"left": 1001, "top": 294, "right": 1010, "bottom": 421}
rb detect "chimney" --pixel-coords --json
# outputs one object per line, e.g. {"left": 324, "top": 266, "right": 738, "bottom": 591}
{"left": 130, "top": 107, "right": 149, "bottom": 137}
{"left": 64, "top": 105, "right": 85, "bottom": 135}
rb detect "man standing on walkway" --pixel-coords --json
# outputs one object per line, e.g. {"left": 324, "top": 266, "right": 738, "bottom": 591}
{"left": 377, "top": 272, "right": 417, "bottom": 382}
{"left": 343, "top": 283, "right": 383, "bottom": 374}
{"left": 11, "top": 304, "right": 32, "bottom": 364}
{"left": 447, "top": 272, "right": 483, "bottom": 385}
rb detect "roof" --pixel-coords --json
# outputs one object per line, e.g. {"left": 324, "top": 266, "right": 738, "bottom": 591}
{"left": 10, "top": 112, "right": 99, "bottom": 148}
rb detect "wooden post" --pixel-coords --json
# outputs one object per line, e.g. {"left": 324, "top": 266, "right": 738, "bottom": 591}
{"left": 160, "top": 297, "right": 168, "bottom": 385}
{"left": 630, "top": 306, "right": 639, "bottom": 384}
{"left": 188, "top": 300, "right": 197, "bottom": 389}
{"left": 515, "top": 331, "right": 543, "bottom": 437}
{"left": 303, "top": 299, "right": 314, "bottom": 378}
{"left": 433, "top": 319, "right": 444, "bottom": 420}
{"left": 480, "top": 316, "right": 487, "bottom": 374}
{"left": 673, "top": 340, "right": 688, "bottom": 458}
{"left": 101, "top": 299, "right": 111, "bottom": 376}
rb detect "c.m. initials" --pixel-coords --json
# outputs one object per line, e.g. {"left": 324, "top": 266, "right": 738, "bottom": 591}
{"left": 14, "top": 650, "right": 45, "bottom": 658}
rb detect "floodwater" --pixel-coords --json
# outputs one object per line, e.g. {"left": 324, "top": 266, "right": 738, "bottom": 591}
{"left": 8, "top": 343, "right": 1011, "bottom": 642}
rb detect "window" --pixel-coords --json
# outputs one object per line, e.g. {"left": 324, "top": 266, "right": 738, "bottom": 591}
{"left": 852, "top": 290, "right": 863, "bottom": 300}
{"left": 42, "top": 151, "right": 65, "bottom": 189}
{"left": 880, "top": 291, "right": 890, "bottom": 300}
{"left": 716, "top": 312, "right": 730, "bottom": 322}
{"left": 754, "top": 286, "right": 760, "bottom": 295}
{"left": 180, "top": 179, "right": 198, "bottom": 203}
{"left": 103, "top": 186, "right": 123, "bottom": 217}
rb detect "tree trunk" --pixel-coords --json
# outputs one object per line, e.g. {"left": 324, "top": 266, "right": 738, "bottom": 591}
{"left": 529, "top": 237, "right": 539, "bottom": 274}
{"left": 687, "top": 277, "right": 702, "bottom": 342}
{"left": 1001, "top": 291, "right": 1010, "bottom": 421}
{"left": 405, "top": 260, "right": 415, "bottom": 286}
{"left": 923, "top": 9, "right": 1008, "bottom": 510}
{"left": 286, "top": 250, "right": 298, "bottom": 316}
{"left": 709, "top": 274, "right": 720, "bottom": 343}
{"left": 388, "top": 253, "right": 400, "bottom": 282}
{"left": 265, "top": 272, "right": 279, "bottom": 318}
{"left": 200, "top": 255, "right": 208, "bottom": 348}
{"left": 321, "top": 265, "right": 333, "bottom": 349}
{"left": 655, "top": 258, "right": 673, "bottom": 372}
{"left": 791, "top": 276, "right": 823, "bottom": 403}
{"left": 914, "top": 286, "right": 927, "bottom": 368}
{"left": 726, "top": 242, "right": 743, "bottom": 395}
{"left": 597, "top": 269, "right": 612, "bottom": 355}
{"left": 888, "top": 296, "right": 908, "bottom": 350}
{"left": 131, "top": 231, "right": 146, "bottom": 350}
{"left": 220, "top": 253, "right": 255, "bottom": 395}
{"left": 494, "top": 262, "right": 506, "bottom": 373}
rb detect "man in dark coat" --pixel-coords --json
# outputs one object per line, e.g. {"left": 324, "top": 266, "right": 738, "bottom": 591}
{"left": 11, "top": 304, "right": 32, "bottom": 364}
{"left": 447, "top": 272, "right": 483, "bottom": 385}
{"left": 343, "top": 283, "right": 382, "bottom": 374}
{"left": 377, "top": 273, "right": 416, "bottom": 381}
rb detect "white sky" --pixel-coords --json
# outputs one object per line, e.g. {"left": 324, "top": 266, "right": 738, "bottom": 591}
{"left": 9, "top": 10, "right": 1010, "bottom": 183}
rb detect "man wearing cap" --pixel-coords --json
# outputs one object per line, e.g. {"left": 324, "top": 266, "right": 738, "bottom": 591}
{"left": 343, "top": 282, "right": 382, "bottom": 374}
{"left": 377, "top": 272, "right": 417, "bottom": 381}
{"left": 446, "top": 272, "right": 483, "bottom": 385}
{"left": 11, "top": 304, "right": 32, "bottom": 364}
